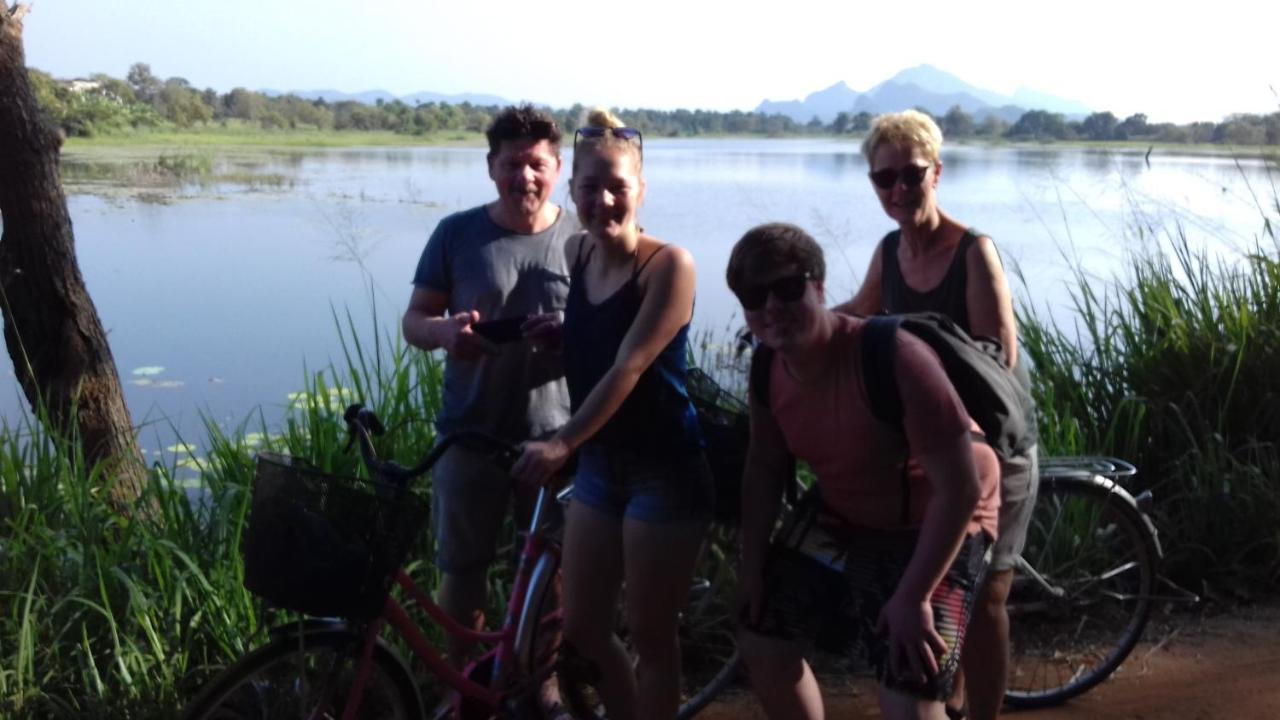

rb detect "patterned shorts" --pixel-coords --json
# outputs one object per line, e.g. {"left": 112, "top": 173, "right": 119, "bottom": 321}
{"left": 745, "top": 495, "right": 991, "bottom": 701}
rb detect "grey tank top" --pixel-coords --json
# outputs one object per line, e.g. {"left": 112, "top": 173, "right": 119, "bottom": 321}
{"left": 878, "top": 228, "right": 1039, "bottom": 441}
{"left": 879, "top": 228, "right": 978, "bottom": 332}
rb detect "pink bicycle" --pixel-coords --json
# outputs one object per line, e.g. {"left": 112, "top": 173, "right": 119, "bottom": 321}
{"left": 183, "top": 404, "right": 564, "bottom": 720}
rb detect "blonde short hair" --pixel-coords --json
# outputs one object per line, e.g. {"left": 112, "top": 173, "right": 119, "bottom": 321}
{"left": 860, "top": 110, "right": 944, "bottom": 164}
{"left": 574, "top": 106, "right": 642, "bottom": 173}
{"left": 585, "top": 107, "right": 625, "bottom": 130}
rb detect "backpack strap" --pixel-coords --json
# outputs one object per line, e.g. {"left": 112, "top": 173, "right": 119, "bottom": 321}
{"left": 860, "top": 315, "right": 912, "bottom": 526}
{"left": 861, "top": 315, "right": 904, "bottom": 427}
{"left": 748, "top": 344, "right": 799, "bottom": 505}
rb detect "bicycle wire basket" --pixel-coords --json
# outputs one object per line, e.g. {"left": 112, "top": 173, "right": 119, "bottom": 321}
{"left": 686, "top": 367, "right": 750, "bottom": 525}
{"left": 242, "top": 452, "right": 429, "bottom": 621}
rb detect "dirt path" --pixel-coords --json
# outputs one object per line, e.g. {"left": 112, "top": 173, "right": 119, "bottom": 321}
{"left": 696, "top": 604, "right": 1280, "bottom": 719}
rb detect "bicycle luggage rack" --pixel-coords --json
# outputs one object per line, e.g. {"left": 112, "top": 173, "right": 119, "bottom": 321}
{"left": 1039, "top": 455, "right": 1200, "bottom": 607}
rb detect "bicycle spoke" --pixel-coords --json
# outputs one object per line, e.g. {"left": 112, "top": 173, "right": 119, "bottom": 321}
{"left": 1005, "top": 476, "right": 1157, "bottom": 708}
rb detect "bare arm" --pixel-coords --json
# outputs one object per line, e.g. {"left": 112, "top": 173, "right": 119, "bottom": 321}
{"left": 965, "top": 236, "right": 1018, "bottom": 369}
{"left": 832, "top": 241, "right": 885, "bottom": 316}
{"left": 875, "top": 333, "right": 984, "bottom": 681}
{"left": 893, "top": 431, "right": 981, "bottom": 604}
{"left": 739, "top": 377, "right": 794, "bottom": 624}
{"left": 511, "top": 244, "right": 697, "bottom": 484}
{"left": 401, "top": 286, "right": 496, "bottom": 360}
{"left": 877, "top": 429, "right": 982, "bottom": 681}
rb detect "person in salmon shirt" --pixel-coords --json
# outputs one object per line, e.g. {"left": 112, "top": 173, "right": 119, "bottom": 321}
{"left": 730, "top": 222, "right": 1000, "bottom": 720}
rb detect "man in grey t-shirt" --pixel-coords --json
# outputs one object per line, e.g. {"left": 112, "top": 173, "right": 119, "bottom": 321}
{"left": 402, "top": 106, "right": 578, "bottom": 689}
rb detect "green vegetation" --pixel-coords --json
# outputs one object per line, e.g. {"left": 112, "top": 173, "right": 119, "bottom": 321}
{"left": 63, "top": 126, "right": 483, "bottom": 149}
{"left": 35, "top": 62, "right": 1279, "bottom": 149}
{"left": 59, "top": 146, "right": 295, "bottom": 198}
{"left": 0, "top": 310, "right": 452, "bottom": 718}
{"left": 1020, "top": 204, "right": 1280, "bottom": 593}
{"left": 3, "top": 131, "right": 1279, "bottom": 712}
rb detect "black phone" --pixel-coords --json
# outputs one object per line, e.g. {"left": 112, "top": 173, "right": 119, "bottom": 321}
{"left": 471, "top": 316, "right": 527, "bottom": 344}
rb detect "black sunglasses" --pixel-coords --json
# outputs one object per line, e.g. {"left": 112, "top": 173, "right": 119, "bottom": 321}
{"left": 868, "top": 163, "right": 932, "bottom": 190}
{"left": 735, "top": 272, "right": 811, "bottom": 311}
{"left": 574, "top": 126, "right": 644, "bottom": 155}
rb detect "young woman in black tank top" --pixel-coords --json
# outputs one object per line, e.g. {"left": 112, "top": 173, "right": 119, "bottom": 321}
{"left": 512, "top": 108, "right": 711, "bottom": 720}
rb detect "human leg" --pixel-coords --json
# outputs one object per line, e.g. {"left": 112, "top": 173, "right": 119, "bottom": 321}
{"left": 430, "top": 444, "right": 515, "bottom": 667}
{"left": 621, "top": 516, "right": 707, "bottom": 720}
{"left": 960, "top": 569, "right": 1013, "bottom": 720}
{"left": 958, "top": 446, "right": 1038, "bottom": 719}
{"left": 879, "top": 685, "right": 948, "bottom": 720}
{"left": 738, "top": 629, "right": 823, "bottom": 720}
{"left": 559, "top": 499, "right": 635, "bottom": 720}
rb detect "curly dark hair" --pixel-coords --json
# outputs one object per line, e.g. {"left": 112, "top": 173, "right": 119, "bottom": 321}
{"left": 726, "top": 222, "right": 826, "bottom": 296}
{"left": 485, "top": 104, "right": 562, "bottom": 158}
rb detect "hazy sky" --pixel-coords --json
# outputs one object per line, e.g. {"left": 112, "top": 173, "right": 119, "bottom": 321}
{"left": 21, "top": 0, "right": 1278, "bottom": 124}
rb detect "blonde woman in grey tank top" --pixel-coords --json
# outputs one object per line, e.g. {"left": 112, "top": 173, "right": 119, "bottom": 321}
{"left": 834, "top": 109, "right": 1037, "bottom": 720}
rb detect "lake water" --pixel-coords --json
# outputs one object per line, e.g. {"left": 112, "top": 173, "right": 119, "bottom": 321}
{"left": 3, "top": 139, "right": 1275, "bottom": 459}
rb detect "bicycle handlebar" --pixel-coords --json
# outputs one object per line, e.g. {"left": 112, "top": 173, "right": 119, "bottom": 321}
{"left": 342, "top": 403, "right": 521, "bottom": 488}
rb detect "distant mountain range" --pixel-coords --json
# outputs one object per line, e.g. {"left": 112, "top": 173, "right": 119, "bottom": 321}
{"left": 755, "top": 64, "right": 1092, "bottom": 123}
{"left": 259, "top": 64, "right": 1091, "bottom": 123}
{"left": 259, "top": 88, "right": 509, "bottom": 107}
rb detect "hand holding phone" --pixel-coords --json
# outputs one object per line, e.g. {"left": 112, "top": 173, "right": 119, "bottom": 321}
{"left": 471, "top": 315, "right": 528, "bottom": 344}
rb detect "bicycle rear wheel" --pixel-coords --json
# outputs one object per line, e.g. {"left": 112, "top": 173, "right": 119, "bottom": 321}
{"left": 1005, "top": 475, "right": 1158, "bottom": 708}
{"left": 557, "top": 523, "right": 742, "bottom": 720}
{"left": 183, "top": 627, "right": 423, "bottom": 720}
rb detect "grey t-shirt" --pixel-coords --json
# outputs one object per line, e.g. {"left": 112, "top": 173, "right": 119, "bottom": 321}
{"left": 413, "top": 204, "right": 578, "bottom": 442}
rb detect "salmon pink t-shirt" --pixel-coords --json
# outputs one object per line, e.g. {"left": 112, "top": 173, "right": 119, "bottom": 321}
{"left": 764, "top": 314, "right": 999, "bottom": 538}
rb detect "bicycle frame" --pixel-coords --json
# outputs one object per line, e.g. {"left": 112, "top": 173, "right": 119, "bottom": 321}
{"left": 325, "top": 485, "right": 560, "bottom": 720}
{"left": 324, "top": 407, "right": 565, "bottom": 720}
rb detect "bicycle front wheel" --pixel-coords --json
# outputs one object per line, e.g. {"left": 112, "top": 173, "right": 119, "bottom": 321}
{"left": 675, "top": 522, "right": 742, "bottom": 719}
{"left": 1005, "top": 475, "right": 1158, "bottom": 708}
{"left": 183, "top": 627, "right": 423, "bottom": 720}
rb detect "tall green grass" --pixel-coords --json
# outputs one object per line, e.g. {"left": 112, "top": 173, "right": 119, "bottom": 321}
{"left": 0, "top": 308, "right": 448, "bottom": 718}
{"left": 1021, "top": 219, "right": 1280, "bottom": 594}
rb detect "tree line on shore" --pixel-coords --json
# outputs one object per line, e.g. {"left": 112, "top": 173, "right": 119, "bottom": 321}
{"left": 30, "top": 62, "right": 1280, "bottom": 147}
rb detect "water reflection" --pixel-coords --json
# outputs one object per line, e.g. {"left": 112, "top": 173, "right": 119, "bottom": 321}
{"left": 8, "top": 140, "right": 1275, "bottom": 456}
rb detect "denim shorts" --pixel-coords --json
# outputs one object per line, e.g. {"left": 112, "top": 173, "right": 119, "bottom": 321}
{"left": 570, "top": 443, "right": 714, "bottom": 524}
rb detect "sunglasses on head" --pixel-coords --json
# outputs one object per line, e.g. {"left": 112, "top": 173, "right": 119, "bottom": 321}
{"left": 868, "top": 163, "right": 931, "bottom": 190}
{"left": 574, "top": 126, "right": 644, "bottom": 155}
{"left": 735, "top": 272, "right": 811, "bottom": 311}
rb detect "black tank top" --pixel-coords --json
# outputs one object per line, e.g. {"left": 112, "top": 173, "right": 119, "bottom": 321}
{"left": 562, "top": 236, "right": 702, "bottom": 456}
{"left": 879, "top": 228, "right": 979, "bottom": 333}
{"left": 879, "top": 228, "right": 1039, "bottom": 440}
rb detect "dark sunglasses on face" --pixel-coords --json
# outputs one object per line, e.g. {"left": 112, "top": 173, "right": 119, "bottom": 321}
{"left": 868, "top": 163, "right": 931, "bottom": 190}
{"left": 736, "top": 273, "right": 811, "bottom": 311}
{"left": 574, "top": 126, "right": 644, "bottom": 155}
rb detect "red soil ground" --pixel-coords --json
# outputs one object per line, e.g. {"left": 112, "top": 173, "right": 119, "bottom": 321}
{"left": 697, "top": 603, "right": 1280, "bottom": 719}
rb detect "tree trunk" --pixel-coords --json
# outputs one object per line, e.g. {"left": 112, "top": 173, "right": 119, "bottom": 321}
{"left": 0, "top": 4, "right": 146, "bottom": 510}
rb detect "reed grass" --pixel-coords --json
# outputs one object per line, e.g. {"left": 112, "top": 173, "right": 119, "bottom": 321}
{"left": 1020, "top": 213, "right": 1280, "bottom": 593}
{"left": 2, "top": 175, "right": 1279, "bottom": 714}
{"left": 0, "top": 306, "right": 451, "bottom": 718}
